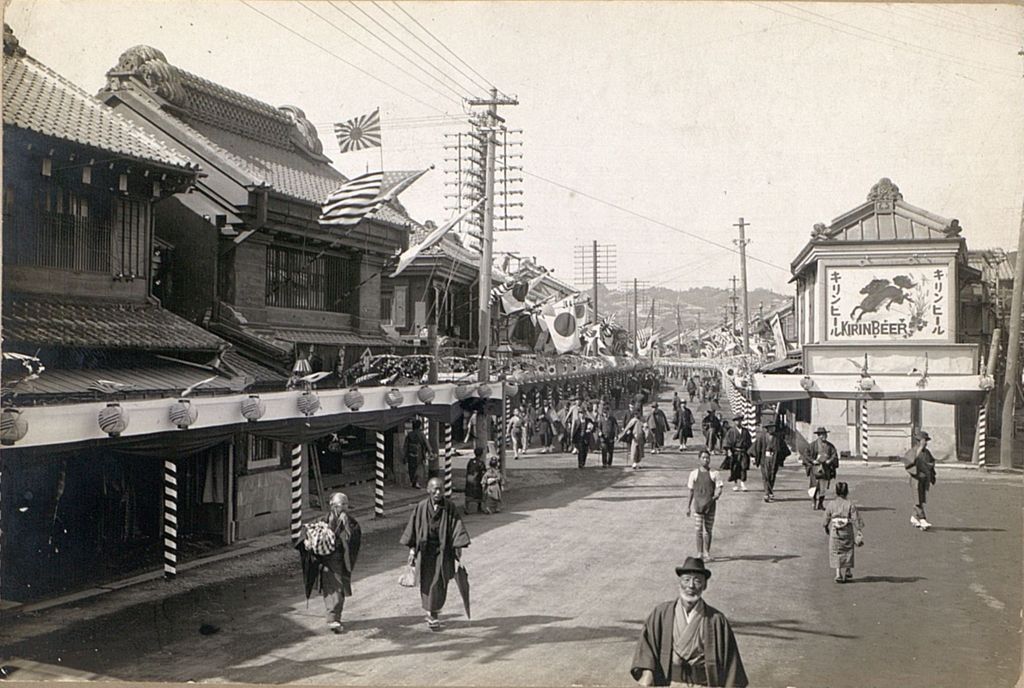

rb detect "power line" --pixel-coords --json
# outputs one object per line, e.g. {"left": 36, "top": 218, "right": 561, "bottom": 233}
{"left": 759, "top": 2, "right": 1018, "bottom": 77}
{"left": 931, "top": 4, "right": 1022, "bottom": 41}
{"left": 344, "top": 1, "right": 481, "bottom": 99}
{"left": 239, "top": 0, "right": 451, "bottom": 114}
{"left": 520, "top": 169, "right": 792, "bottom": 275}
{"left": 320, "top": 1, "right": 469, "bottom": 102}
{"left": 390, "top": 1, "right": 497, "bottom": 95}
{"left": 878, "top": 4, "right": 1022, "bottom": 49}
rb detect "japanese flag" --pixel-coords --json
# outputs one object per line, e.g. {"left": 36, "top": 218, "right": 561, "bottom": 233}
{"left": 541, "top": 296, "right": 585, "bottom": 354}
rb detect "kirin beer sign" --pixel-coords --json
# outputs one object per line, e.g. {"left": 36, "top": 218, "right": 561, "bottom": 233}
{"left": 826, "top": 265, "right": 949, "bottom": 341}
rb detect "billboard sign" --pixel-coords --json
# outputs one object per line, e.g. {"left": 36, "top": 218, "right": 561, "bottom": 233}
{"left": 825, "top": 265, "right": 949, "bottom": 341}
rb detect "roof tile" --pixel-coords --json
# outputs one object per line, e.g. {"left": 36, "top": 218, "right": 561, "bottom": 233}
{"left": 3, "top": 298, "right": 227, "bottom": 352}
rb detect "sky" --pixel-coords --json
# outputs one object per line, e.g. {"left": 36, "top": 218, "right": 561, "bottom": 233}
{"left": 6, "top": 1, "right": 1022, "bottom": 296}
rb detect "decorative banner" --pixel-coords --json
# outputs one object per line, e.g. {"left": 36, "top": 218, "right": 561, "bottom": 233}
{"left": 825, "top": 265, "right": 949, "bottom": 342}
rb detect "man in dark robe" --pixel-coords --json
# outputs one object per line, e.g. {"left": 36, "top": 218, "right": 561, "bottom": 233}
{"left": 296, "top": 492, "right": 361, "bottom": 633}
{"left": 702, "top": 410, "right": 721, "bottom": 452}
{"left": 686, "top": 377, "right": 697, "bottom": 402}
{"left": 906, "top": 430, "right": 937, "bottom": 530}
{"left": 803, "top": 427, "right": 839, "bottom": 510}
{"left": 749, "top": 421, "right": 789, "bottom": 503}
{"left": 631, "top": 557, "right": 747, "bottom": 687}
{"left": 675, "top": 401, "right": 695, "bottom": 451}
{"left": 647, "top": 403, "right": 669, "bottom": 454}
{"left": 722, "top": 415, "right": 752, "bottom": 491}
{"left": 598, "top": 405, "right": 619, "bottom": 467}
{"left": 400, "top": 477, "right": 471, "bottom": 629}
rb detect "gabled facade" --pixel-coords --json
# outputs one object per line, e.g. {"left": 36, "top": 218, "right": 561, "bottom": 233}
{"left": 99, "top": 45, "right": 410, "bottom": 376}
{"left": 753, "top": 178, "right": 988, "bottom": 461}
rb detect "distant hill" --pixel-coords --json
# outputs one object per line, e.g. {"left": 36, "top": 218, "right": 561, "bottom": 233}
{"left": 587, "top": 283, "right": 790, "bottom": 336}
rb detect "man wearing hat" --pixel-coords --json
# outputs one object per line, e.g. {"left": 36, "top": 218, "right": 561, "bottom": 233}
{"left": 749, "top": 420, "right": 790, "bottom": 503}
{"left": 631, "top": 557, "right": 748, "bottom": 687}
{"left": 803, "top": 427, "right": 839, "bottom": 510}
{"left": 721, "top": 414, "right": 752, "bottom": 491}
{"left": 905, "top": 430, "right": 937, "bottom": 530}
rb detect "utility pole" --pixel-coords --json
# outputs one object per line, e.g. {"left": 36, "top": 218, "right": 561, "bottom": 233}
{"left": 696, "top": 312, "right": 702, "bottom": 357}
{"left": 633, "top": 278, "right": 639, "bottom": 355}
{"left": 467, "top": 88, "right": 517, "bottom": 465}
{"left": 729, "top": 276, "right": 739, "bottom": 333}
{"left": 676, "top": 303, "right": 682, "bottom": 355}
{"left": 1000, "top": 206, "right": 1024, "bottom": 468}
{"left": 593, "top": 240, "right": 599, "bottom": 324}
{"left": 734, "top": 217, "right": 752, "bottom": 358}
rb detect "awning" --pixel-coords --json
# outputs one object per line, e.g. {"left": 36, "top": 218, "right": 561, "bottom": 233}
{"left": 757, "top": 356, "right": 802, "bottom": 374}
{"left": 750, "top": 372, "right": 991, "bottom": 405}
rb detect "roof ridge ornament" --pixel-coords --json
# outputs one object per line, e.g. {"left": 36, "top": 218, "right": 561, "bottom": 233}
{"left": 279, "top": 104, "right": 325, "bottom": 156}
{"left": 810, "top": 222, "right": 831, "bottom": 241}
{"left": 4, "top": 23, "right": 26, "bottom": 58}
{"left": 107, "top": 45, "right": 187, "bottom": 105}
{"left": 868, "top": 176, "right": 901, "bottom": 202}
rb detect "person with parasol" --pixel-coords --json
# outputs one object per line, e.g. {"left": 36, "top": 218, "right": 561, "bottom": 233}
{"left": 400, "top": 477, "right": 472, "bottom": 630}
{"left": 295, "top": 492, "right": 361, "bottom": 633}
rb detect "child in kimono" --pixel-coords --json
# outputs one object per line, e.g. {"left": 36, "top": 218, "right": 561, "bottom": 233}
{"left": 823, "top": 481, "right": 864, "bottom": 583}
{"left": 482, "top": 457, "right": 505, "bottom": 514}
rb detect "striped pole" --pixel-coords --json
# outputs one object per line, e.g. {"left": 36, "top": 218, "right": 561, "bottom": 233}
{"left": 443, "top": 423, "right": 453, "bottom": 497}
{"left": 375, "top": 431, "right": 386, "bottom": 518}
{"left": 163, "top": 459, "right": 178, "bottom": 579}
{"left": 744, "top": 395, "right": 757, "bottom": 434}
{"left": 290, "top": 443, "right": 303, "bottom": 543}
{"left": 0, "top": 454, "right": 4, "bottom": 596}
{"left": 977, "top": 402, "right": 988, "bottom": 467}
{"left": 861, "top": 400, "right": 870, "bottom": 464}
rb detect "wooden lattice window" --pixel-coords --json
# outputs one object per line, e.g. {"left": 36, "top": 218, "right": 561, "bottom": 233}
{"left": 265, "top": 244, "right": 357, "bottom": 313}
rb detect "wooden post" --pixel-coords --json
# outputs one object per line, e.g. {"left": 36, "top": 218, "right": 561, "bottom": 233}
{"left": 375, "top": 431, "right": 386, "bottom": 518}
{"left": 443, "top": 423, "right": 453, "bottom": 497}
{"left": 1000, "top": 212, "right": 1024, "bottom": 468}
{"left": 163, "top": 459, "right": 178, "bottom": 579}
{"left": 290, "top": 444, "right": 303, "bottom": 543}
{"left": 975, "top": 329, "right": 1001, "bottom": 466}
{"left": 861, "top": 400, "right": 870, "bottom": 464}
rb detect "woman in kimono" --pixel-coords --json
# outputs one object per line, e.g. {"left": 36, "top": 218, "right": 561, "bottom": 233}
{"left": 538, "top": 403, "right": 555, "bottom": 453}
{"left": 621, "top": 408, "right": 645, "bottom": 471}
{"left": 823, "top": 482, "right": 864, "bottom": 583}
{"left": 482, "top": 457, "right": 505, "bottom": 514}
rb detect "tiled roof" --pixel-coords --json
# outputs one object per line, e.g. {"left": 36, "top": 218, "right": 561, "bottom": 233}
{"left": 10, "top": 362, "right": 247, "bottom": 400}
{"left": 2, "top": 45, "right": 196, "bottom": 171}
{"left": 3, "top": 298, "right": 227, "bottom": 352}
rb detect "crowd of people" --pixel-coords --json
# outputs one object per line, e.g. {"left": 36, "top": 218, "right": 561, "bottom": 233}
{"left": 293, "top": 371, "right": 941, "bottom": 687}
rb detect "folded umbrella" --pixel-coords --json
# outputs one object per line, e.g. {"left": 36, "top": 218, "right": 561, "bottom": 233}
{"left": 454, "top": 561, "right": 471, "bottom": 620}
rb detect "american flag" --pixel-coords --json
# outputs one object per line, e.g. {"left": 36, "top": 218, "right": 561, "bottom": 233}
{"left": 334, "top": 109, "right": 381, "bottom": 153}
{"left": 319, "top": 169, "right": 429, "bottom": 228}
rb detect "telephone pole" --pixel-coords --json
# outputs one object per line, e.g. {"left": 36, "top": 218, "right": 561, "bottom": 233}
{"left": 1000, "top": 204, "right": 1024, "bottom": 468}
{"left": 696, "top": 312, "right": 702, "bottom": 357}
{"left": 729, "top": 275, "right": 739, "bottom": 333}
{"left": 734, "top": 217, "right": 752, "bottom": 358}
{"left": 676, "top": 303, "right": 682, "bottom": 355}
{"left": 467, "top": 88, "right": 517, "bottom": 465}
{"left": 634, "top": 277, "right": 639, "bottom": 355}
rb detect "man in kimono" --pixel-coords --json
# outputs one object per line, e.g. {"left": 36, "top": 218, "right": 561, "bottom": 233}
{"left": 296, "top": 492, "right": 361, "bottom": 633}
{"left": 400, "top": 477, "right": 471, "bottom": 630}
{"left": 675, "top": 400, "right": 695, "bottom": 451}
{"left": 598, "top": 405, "right": 619, "bottom": 467}
{"left": 647, "top": 402, "right": 669, "bottom": 454}
{"left": 702, "top": 409, "right": 722, "bottom": 452}
{"left": 631, "top": 557, "right": 747, "bottom": 687}
{"left": 803, "top": 427, "right": 839, "bottom": 511}
{"left": 722, "top": 415, "right": 752, "bottom": 491}
{"left": 749, "top": 421, "right": 790, "bottom": 503}
{"left": 906, "top": 430, "right": 937, "bottom": 530}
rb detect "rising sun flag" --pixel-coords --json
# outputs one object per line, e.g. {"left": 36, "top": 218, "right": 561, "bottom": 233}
{"left": 333, "top": 108, "right": 381, "bottom": 153}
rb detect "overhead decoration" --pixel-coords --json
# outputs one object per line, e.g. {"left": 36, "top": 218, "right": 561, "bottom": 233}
{"left": 416, "top": 385, "right": 436, "bottom": 405}
{"left": 297, "top": 390, "right": 321, "bottom": 417}
{"left": 477, "top": 383, "right": 492, "bottom": 399}
{"left": 343, "top": 387, "right": 365, "bottom": 411}
{"left": 319, "top": 168, "right": 430, "bottom": 229}
{"left": 98, "top": 402, "right": 130, "bottom": 437}
{"left": 0, "top": 407, "right": 28, "bottom": 445}
{"left": 169, "top": 399, "right": 198, "bottom": 430}
{"left": 385, "top": 388, "right": 404, "bottom": 408}
{"left": 333, "top": 108, "right": 382, "bottom": 153}
{"left": 241, "top": 395, "right": 266, "bottom": 422}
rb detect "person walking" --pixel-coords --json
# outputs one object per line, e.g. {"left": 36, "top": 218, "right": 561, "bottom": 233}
{"left": 672, "top": 391, "right": 682, "bottom": 416}
{"left": 905, "top": 431, "right": 937, "bottom": 530}
{"left": 296, "top": 492, "right": 362, "bottom": 633}
{"left": 464, "top": 447, "right": 486, "bottom": 514}
{"left": 823, "top": 482, "right": 864, "bottom": 583}
{"left": 702, "top": 409, "right": 722, "bottom": 453}
{"left": 631, "top": 557, "right": 748, "bottom": 687}
{"left": 508, "top": 409, "right": 525, "bottom": 460}
{"left": 574, "top": 416, "right": 596, "bottom": 468}
{"left": 675, "top": 400, "right": 695, "bottom": 451}
{"left": 686, "top": 376, "right": 698, "bottom": 403}
{"left": 722, "top": 415, "right": 752, "bottom": 492}
{"left": 598, "top": 405, "right": 619, "bottom": 467}
{"left": 749, "top": 421, "right": 789, "bottom": 503}
{"left": 482, "top": 457, "right": 505, "bottom": 514}
{"left": 400, "top": 478, "right": 471, "bottom": 630}
{"left": 404, "top": 418, "right": 435, "bottom": 489}
{"left": 686, "top": 449, "right": 725, "bottom": 561}
{"left": 538, "top": 403, "right": 555, "bottom": 454}
{"left": 622, "top": 408, "right": 646, "bottom": 470}
{"left": 647, "top": 402, "right": 669, "bottom": 454}
{"left": 804, "top": 427, "right": 839, "bottom": 510}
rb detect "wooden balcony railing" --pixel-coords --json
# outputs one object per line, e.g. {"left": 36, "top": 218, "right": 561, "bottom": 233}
{"left": 3, "top": 210, "right": 111, "bottom": 273}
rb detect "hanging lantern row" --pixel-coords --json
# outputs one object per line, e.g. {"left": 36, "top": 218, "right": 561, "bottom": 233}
{"left": 297, "top": 390, "right": 321, "bottom": 417}
{"left": 98, "top": 402, "right": 130, "bottom": 437}
{"left": 385, "top": 388, "right": 404, "bottom": 408}
{"left": 170, "top": 399, "right": 198, "bottom": 429}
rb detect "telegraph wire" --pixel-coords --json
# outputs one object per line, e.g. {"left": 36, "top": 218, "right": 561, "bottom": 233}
{"left": 322, "top": 2, "right": 472, "bottom": 101}
{"left": 298, "top": 1, "right": 465, "bottom": 104}
{"left": 756, "top": 2, "right": 1018, "bottom": 77}
{"left": 344, "top": 1, "right": 483, "bottom": 99}
{"left": 932, "top": 4, "right": 1022, "bottom": 41}
{"left": 388, "top": 1, "right": 498, "bottom": 96}
{"left": 239, "top": 0, "right": 451, "bottom": 115}
{"left": 878, "top": 4, "right": 1022, "bottom": 49}
{"left": 519, "top": 169, "right": 792, "bottom": 275}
